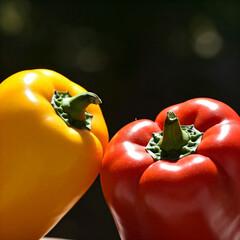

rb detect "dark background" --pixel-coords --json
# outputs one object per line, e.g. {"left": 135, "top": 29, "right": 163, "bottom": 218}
{"left": 0, "top": 1, "right": 239, "bottom": 239}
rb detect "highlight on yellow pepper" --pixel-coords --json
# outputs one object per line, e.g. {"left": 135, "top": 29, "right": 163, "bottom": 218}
{"left": 0, "top": 69, "right": 109, "bottom": 240}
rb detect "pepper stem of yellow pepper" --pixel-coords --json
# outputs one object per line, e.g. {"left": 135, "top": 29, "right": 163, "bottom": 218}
{"left": 51, "top": 91, "right": 102, "bottom": 130}
{"left": 62, "top": 92, "right": 102, "bottom": 120}
{"left": 160, "top": 111, "right": 189, "bottom": 152}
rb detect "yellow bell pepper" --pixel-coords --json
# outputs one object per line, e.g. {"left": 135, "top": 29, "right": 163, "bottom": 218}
{"left": 0, "top": 69, "right": 109, "bottom": 240}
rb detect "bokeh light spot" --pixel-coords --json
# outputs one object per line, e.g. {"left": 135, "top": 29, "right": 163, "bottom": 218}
{"left": 189, "top": 14, "right": 223, "bottom": 59}
{"left": 194, "top": 30, "right": 223, "bottom": 58}
{"left": 76, "top": 46, "right": 108, "bottom": 72}
{"left": 0, "top": 1, "right": 30, "bottom": 35}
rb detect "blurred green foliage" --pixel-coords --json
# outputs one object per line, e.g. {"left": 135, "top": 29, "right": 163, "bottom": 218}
{"left": 0, "top": 1, "right": 239, "bottom": 239}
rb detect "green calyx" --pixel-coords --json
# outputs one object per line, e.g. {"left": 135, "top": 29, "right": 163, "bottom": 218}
{"left": 51, "top": 90, "right": 102, "bottom": 130}
{"left": 146, "top": 111, "right": 203, "bottom": 161}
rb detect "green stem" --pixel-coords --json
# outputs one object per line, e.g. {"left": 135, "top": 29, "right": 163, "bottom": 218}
{"left": 51, "top": 91, "right": 101, "bottom": 130}
{"left": 61, "top": 92, "right": 102, "bottom": 120}
{"left": 145, "top": 111, "right": 203, "bottom": 161}
{"left": 160, "top": 111, "right": 189, "bottom": 152}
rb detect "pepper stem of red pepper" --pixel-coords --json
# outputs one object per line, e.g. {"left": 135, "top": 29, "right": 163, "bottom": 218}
{"left": 51, "top": 91, "right": 101, "bottom": 130}
{"left": 160, "top": 111, "right": 189, "bottom": 152}
{"left": 145, "top": 111, "right": 203, "bottom": 161}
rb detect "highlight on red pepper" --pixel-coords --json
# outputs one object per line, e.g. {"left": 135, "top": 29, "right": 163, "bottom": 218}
{"left": 0, "top": 69, "right": 109, "bottom": 240}
{"left": 100, "top": 98, "right": 240, "bottom": 240}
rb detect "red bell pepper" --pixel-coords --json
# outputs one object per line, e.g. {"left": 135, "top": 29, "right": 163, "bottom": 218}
{"left": 101, "top": 98, "right": 240, "bottom": 240}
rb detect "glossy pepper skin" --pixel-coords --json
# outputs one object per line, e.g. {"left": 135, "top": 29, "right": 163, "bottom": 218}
{"left": 101, "top": 98, "right": 240, "bottom": 240}
{"left": 0, "top": 69, "right": 108, "bottom": 240}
